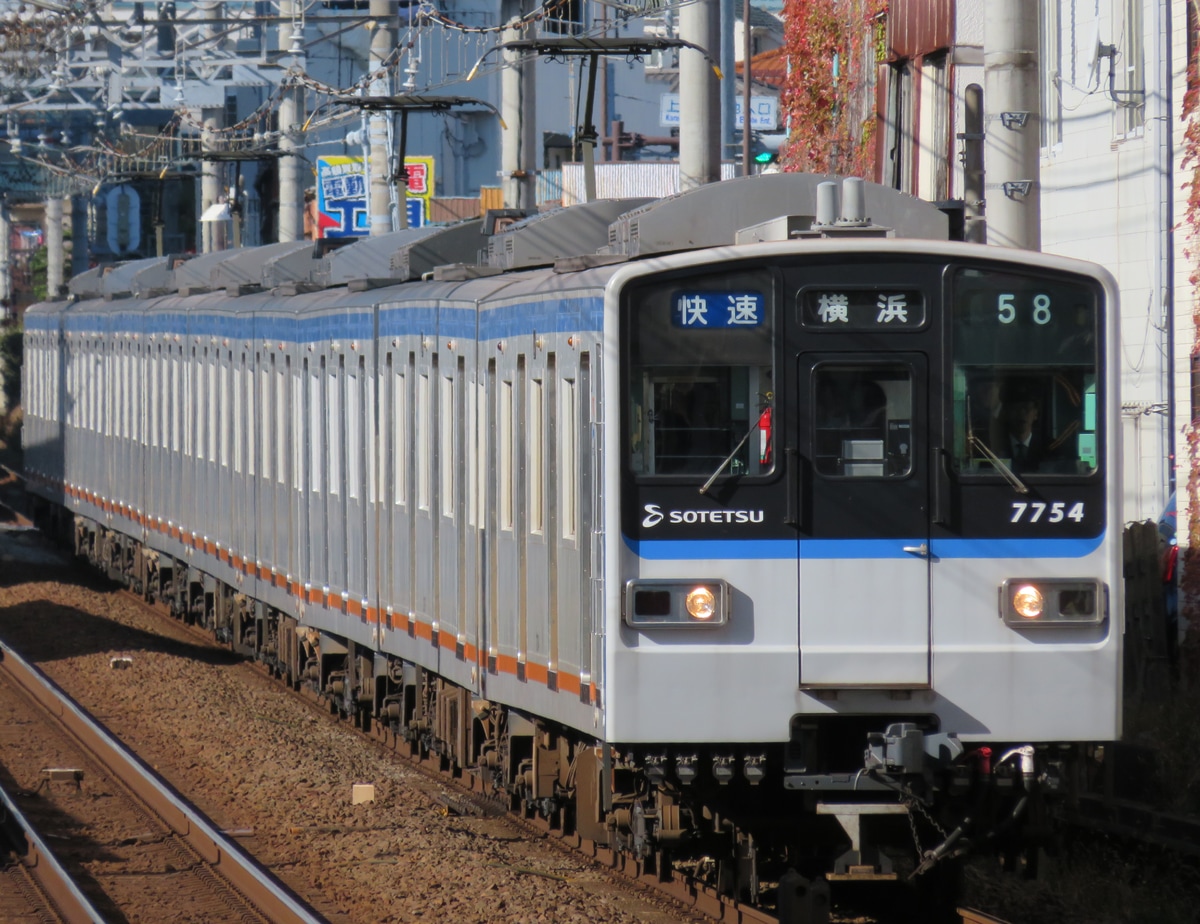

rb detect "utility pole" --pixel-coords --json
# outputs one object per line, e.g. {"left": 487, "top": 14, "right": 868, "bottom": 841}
{"left": 741, "top": 0, "right": 751, "bottom": 176}
{"left": 200, "top": 109, "right": 224, "bottom": 253}
{"left": 278, "top": 0, "right": 306, "bottom": 242}
{"left": 45, "top": 197, "right": 63, "bottom": 296}
{"left": 368, "top": 0, "right": 397, "bottom": 235}
{"left": 500, "top": 0, "right": 536, "bottom": 210}
{"left": 984, "top": 0, "right": 1040, "bottom": 250}
{"left": 679, "top": 0, "right": 720, "bottom": 190}
{"left": 720, "top": 0, "right": 734, "bottom": 165}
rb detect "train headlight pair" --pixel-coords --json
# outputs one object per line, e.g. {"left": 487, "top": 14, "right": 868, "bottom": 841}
{"left": 624, "top": 579, "right": 730, "bottom": 627}
{"left": 1001, "top": 579, "right": 1106, "bottom": 628}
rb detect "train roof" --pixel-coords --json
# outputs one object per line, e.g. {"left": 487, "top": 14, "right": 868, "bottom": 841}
{"left": 39, "top": 174, "right": 953, "bottom": 316}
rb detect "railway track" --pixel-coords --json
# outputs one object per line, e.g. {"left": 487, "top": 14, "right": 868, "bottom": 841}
{"left": 0, "top": 773, "right": 106, "bottom": 923}
{"left": 0, "top": 638, "right": 328, "bottom": 924}
{"left": 0, "top": 471, "right": 1149, "bottom": 924}
{"left": 134, "top": 585, "right": 764, "bottom": 924}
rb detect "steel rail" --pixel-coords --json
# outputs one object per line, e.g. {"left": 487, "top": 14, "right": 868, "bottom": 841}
{"left": 0, "top": 639, "right": 329, "bottom": 924}
{"left": 0, "top": 778, "right": 105, "bottom": 924}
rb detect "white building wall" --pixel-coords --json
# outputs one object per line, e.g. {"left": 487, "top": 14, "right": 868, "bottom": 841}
{"left": 945, "top": 0, "right": 1173, "bottom": 522}
{"left": 1037, "top": 1, "right": 1175, "bottom": 524}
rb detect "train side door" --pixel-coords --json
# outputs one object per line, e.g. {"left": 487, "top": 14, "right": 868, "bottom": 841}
{"left": 796, "top": 356, "right": 930, "bottom": 687}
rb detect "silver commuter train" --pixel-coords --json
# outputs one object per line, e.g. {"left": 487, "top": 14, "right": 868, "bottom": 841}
{"left": 22, "top": 174, "right": 1122, "bottom": 917}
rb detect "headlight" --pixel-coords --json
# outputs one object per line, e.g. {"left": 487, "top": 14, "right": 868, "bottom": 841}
{"left": 1001, "top": 579, "right": 1106, "bottom": 628}
{"left": 624, "top": 579, "right": 730, "bottom": 627}
{"left": 1012, "top": 585, "right": 1044, "bottom": 619}
{"left": 685, "top": 586, "right": 717, "bottom": 620}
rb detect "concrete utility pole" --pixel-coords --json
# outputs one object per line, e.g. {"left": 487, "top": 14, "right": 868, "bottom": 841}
{"left": 368, "top": 0, "right": 397, "bottom": 236}
{"left": 278, "top": 0, "right": 306, "bottom": 242}
{"left": 45, "top": 197, "right": 63, "bottom": 296}
{"left": 200, "top": 108, "right": 224, "bottom": 253}
{"left": 984, "top": 0, "right": 1040, "bottom": 250}
{"left": 501, "top": 0, "right": 536, "bottom": 210}
{"left": 679, "top": 0, "right": 720, "bottom": 190}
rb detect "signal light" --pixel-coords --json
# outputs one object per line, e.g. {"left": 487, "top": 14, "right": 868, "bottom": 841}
{"left": 754, "top": 150, "right": 777, "bottom": 164}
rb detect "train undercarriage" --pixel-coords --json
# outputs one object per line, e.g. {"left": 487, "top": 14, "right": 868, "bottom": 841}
{"left": 51, "top": 507, "right": 1090, "bottom": 923}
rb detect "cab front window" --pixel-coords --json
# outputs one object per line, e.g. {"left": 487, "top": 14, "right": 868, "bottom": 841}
{"left": 624, "top": 269, "right": 775, "bottom": 478}
{"left": 951, "top": 267, "right": 1100, "bottom": 477}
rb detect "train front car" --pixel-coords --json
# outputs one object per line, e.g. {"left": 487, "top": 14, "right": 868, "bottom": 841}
{"left": 603, "top": 240, "right": 1120, "bottom": 907}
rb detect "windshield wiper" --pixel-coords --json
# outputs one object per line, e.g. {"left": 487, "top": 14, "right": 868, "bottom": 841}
{"left": 699, "top": 397, "right": 771, "bottom": 496}
{"left": 966, "top": 396, "right": 1029, "bottom": 495}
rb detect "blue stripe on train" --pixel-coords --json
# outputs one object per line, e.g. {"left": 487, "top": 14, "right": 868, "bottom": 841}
{"left": 624, "top": 535, "right": 1106, "bottom": 560}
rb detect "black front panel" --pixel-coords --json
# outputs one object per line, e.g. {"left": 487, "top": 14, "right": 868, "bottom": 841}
{"left": 619, "top": 252, "right": 1106, "bottom": 547}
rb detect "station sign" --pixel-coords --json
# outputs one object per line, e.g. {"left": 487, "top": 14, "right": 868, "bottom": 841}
{"left": 659, "top": 93, "right": 778, "bottom": 130}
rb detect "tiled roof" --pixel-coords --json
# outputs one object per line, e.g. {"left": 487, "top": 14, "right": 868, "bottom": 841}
{"left": 735, "top": 47, "right": 787, "bottom": 90}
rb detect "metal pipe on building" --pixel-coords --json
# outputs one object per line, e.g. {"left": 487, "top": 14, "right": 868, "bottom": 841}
{"left": 368, "top": 0, "right": 397, "bottom": 235}
{"left": 1152, "top": 0, "right": 1175, "bottom": 499}
{"left": 963, "top": 83, "right": 985, "bottom": 244}
{"left": 983, "top": 0, "right": 1040, "bottom": 250}
{"left": 679, "top": 0, "right": 720, "bottom": 190}
{"left": 45, "top": 198, "right": 63, "bottom": 297}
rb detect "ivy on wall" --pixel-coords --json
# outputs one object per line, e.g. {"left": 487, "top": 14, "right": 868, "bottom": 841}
{"left": 1180, "top": 0, "right": 1200, "bottom": 666}
{"left": 779, "top": 0, "right": 887, "bottom": 177}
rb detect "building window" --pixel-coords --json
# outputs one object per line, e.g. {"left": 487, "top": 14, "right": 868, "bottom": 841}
{"left": 1117, "top": 0, "right": 1144, "bottom": 134}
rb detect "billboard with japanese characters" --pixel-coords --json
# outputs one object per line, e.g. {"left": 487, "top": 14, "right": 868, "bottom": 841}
{"left": 313, "top": 155, "right": 436, "bottom": 238}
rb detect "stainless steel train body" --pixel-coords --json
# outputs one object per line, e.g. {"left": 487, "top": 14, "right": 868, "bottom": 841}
{"left": 21, "top": 175, "right": 1122, "bottom": 909}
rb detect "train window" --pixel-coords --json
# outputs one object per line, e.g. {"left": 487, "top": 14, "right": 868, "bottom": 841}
{"left": 310, "top": 360, "right": 322, "bottom": 493}
{"left": 418, "top": 371, "right": 432, "bottom": 511}
{"left": 208, "top": 353, "right": 218, "bottom": 464}
{"left": 529, "top": 376, "right": 544, "bottom": 534}
{"left": 951, "top": 267, "right": 1100, "bottom": 476}
{"left": 500, "top": 379, "right": 514, "bottom": 528}
{"left": 441, "top": 372, "right": 455, "bottom": 518}
{"left": 560, "top": 376, "right": 577, "bottom": 541}
{"left": 812, "top": 364, "right": 912, "bottom": 478}
{"left": 393, "top": 365, "right": 407, "bottom": 506}
{"left": 292, "top": 364, "right": 303, "bottom": 492}
{"left": 624, "top": 269, "right": 775, "bottom": 478}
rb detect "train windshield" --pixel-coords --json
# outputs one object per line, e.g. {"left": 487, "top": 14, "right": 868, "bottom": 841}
{"left": 950, "top": 266, "right": 1100, "bottom": 477}
{"left": 625, "top": 268, "right": 775, "bottom": 477}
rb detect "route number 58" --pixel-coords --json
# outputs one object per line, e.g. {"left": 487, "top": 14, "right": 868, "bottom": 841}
{"left": 998, "top": 293, "right": 1052, "bottom": 325}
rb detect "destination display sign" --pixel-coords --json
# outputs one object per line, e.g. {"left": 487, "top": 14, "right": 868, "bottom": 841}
{"left": 799, "top": 288, "right": 926, "bottom": 329}
{"left": 672, "top": 291, "right": 765, "bottom": 328}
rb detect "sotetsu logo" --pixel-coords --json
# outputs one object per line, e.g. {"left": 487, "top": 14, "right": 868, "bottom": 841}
{"left": 641, "top": 504, "right": 764, "bottom": 528}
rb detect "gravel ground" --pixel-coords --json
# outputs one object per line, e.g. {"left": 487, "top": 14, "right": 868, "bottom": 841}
{"left": 0, "top": 565, "right": 702, "bottom": 924}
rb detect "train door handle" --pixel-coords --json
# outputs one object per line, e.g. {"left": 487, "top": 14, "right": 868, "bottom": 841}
{"left": 902, "top": 543, "right": 929, "bottom": 558}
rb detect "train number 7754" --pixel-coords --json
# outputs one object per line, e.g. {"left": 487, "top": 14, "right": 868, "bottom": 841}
{"left": 1010, "top": 501, "right": 1085, "bottom": 523}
